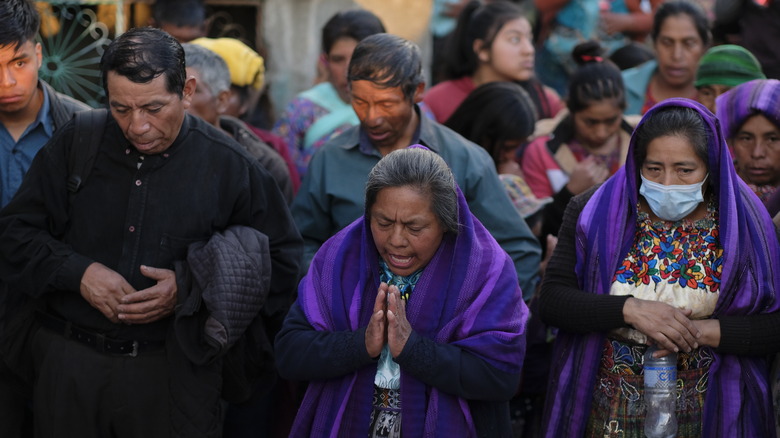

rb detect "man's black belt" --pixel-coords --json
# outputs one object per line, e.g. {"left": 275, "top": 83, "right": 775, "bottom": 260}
{"left": 36, "top": 311, "right": 165, "bottom": 357}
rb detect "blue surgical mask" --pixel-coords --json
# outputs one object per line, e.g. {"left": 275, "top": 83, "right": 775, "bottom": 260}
{"left": 639, "top": 173, "right": 708, "bottom": 221}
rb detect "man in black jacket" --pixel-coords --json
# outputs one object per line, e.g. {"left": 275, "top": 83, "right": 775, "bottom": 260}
{"left": 0, "top": 0, "right": 90, "bottom": 435}
{"left": 0, "top": 27, "right": 302, "bottom": 437}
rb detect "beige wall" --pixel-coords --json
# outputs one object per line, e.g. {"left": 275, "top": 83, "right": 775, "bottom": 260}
{"left": 263, "top": 0, "right": 433, "bottom": 118}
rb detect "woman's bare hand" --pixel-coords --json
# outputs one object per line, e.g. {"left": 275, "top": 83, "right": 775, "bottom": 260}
{"left": 623, "top": 297, "right": 701, "bottom": 353}
{"left": 365, "top": 283, "right": 388, "bottom": 358}
{"left": 566, "top": 156, "right": 610, "bottom": 195}
{"left": 387, "top": 285, "right": 412, "bottom": 358}
{"left": 651, "top": 318, "right": 720, "bottom": 357}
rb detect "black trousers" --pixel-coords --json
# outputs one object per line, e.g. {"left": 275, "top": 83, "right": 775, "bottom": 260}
{"left": 32, "top": 327, "right": 171, "bottom": 438}
{"left": 0, "top": 360, "right": 31, "bottom": 437}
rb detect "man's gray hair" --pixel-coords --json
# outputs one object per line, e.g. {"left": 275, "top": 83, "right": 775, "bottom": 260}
{"left": 182, "top": 43, "right": 231, "bottom": 94}
{"left": 365, "top": 147, "right": 459, "bottom": 234}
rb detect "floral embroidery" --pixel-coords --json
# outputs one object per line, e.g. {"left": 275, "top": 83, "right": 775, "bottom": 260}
{"left": 568, "top": 139, "right": 622, "bottom": 175}
{"left": 613, "top": 204, "right": 723, "bottom": 293}
{"left": 604, "top": 420, "right": 625, "bottom": 437}
{"left": 602, "top": 339, "right": 713, "bottom": 376}
{"left": 273, "top": 97, "right": 353, "bottom": 178}
{"left": 593, "top": 205, "right": 717, "bottom": 436}
{"left": 602, "top": 340, "right": 645, "bottom": 375}
{"left": 747, "top": 183, "right": 778, "bottom": 203}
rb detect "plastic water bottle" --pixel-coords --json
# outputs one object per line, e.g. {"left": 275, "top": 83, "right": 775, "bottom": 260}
{"left": 644, "top": 346, "right": 678, "bottom": 438}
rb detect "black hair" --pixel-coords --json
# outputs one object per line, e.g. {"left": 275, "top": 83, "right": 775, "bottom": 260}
{"left": 231, "top": 84, "right": 252, "bottom": 106}
{"left": 633, "top": 106, "right": 711, "bottom": 186}
{"left": 153, "top": 0, "right": 206, "bottom": 28}
{"left": 443, "top": 0, "right": 525, "bottom": 80}
{"left": 567, "top": 40, "right": 626, "bottom": 113}
{"left": 445, "top": 81, "right": 538, "bottom": 168}
{"left": 0, "top": 0, "right": 40, "bottom": 50}
{"left": 101, "top": 27, "right": 186, "bottom": 98}
{"left": 609, "top": 42, "right": 655, "bottom": 71}
{"left": 524, "top": 209, "right": 544, "bottom": 235}
{"left": 348, "top": 33, "right": 424, "bottom": 101}
{"left": 321, "top": 9, "right": 386, "bottom": 54}
{"left": 652, "top": 1, "right": 711, "bottom": 46}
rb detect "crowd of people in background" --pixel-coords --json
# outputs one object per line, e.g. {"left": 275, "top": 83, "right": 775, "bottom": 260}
{"left": 2, "top": 0, "right": 780, "bottom": 436}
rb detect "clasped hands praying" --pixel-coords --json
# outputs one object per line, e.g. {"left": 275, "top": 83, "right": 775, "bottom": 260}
{"left": 365, "top": 282, "right": 412, "bottom": 359}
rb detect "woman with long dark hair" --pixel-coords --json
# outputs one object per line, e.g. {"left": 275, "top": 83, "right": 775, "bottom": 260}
{"left": 422, "top": 1, "right": 563, "bottom": 124}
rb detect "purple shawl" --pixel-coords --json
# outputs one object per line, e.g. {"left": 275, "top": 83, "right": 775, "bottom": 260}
{"left": 716, "top": 78, "right": 780, "bottom": 140}
{"left": 544, "top": 98, "right": 780, "bottom": 437}
{"left": 291, "top": 184, "right": 528, "bottom": 438}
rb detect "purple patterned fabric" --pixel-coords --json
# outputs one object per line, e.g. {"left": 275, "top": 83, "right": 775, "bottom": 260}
{"left": 716, "top": 78, "right": 780, "bottom": 140}
{"left": 292, "top": 174, "right": 528, "bottom": 437}
{"left": 544, "top": 98, "right": 780, "bottom": 437}
{"left": 273, "top": 83, "right": 357, "bottom": 178}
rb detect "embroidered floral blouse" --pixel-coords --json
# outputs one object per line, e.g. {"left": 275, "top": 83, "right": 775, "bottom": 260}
{"left": 608, "top": 203, "right": 724, "bottom": 345}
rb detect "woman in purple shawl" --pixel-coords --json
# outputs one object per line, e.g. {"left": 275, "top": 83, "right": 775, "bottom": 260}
{"left": 716, "top": 78, "right": 780, "bottom": 205}
{"left": 275, "top": 146, "right": 528, "bottom": 438}
{"left": 539, "top": 98, "right": 780, "bottom": 436}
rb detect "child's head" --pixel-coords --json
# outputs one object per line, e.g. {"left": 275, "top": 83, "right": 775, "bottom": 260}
{"left": 567, "top": 41, "right": 626, "bottom": 150}
{"left": 444, "top": 1, "right": 534, "bottom": 82}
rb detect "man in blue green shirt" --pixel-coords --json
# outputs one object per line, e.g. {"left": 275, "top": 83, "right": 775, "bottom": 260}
{"left": 292, "top": 33, "right": 542, "bottom": 297}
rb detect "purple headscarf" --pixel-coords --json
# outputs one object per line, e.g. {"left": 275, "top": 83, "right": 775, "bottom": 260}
{"left": 716, "top": 78, "right": 780, "bottom": 139}
{"left": 544, "top": 98, "right": 780, "bottom": 436}
{"left": 291, "top": 147, "right": 528, "bottom": 438}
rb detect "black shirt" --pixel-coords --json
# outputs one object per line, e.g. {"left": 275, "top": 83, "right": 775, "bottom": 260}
{"left": 0, "top": 113, "right": 302, "bottom": 342}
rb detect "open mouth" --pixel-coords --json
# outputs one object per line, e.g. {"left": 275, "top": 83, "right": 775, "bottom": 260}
{"left": 388, "top": 254, "right": 413, "bottom": 268}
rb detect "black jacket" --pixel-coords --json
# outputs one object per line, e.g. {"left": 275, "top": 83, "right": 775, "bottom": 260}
{"left": 0, "top": 113, "right": 302, "bottom": 341}
{"left": 219, "top": 115, "right": 294, "bottom": 204}
{"left": 42, "top": 80, "right": 91, "bottom": 130}
{"left": 0, "top": 111, "right": 303, "bottom": 433}
{"left": 169, "top": 225, "right": 274, "bottom": 437}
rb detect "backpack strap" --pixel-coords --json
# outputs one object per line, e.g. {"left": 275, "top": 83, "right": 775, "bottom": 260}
{"left": 68, "top": 108, "right": 108, "bottom": 194}
{"left": 545, "top": 114, "right": 574, "bottom": 155}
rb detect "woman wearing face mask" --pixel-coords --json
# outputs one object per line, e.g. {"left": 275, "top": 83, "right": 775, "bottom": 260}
{"left": 422, "top": 1, "right": 564, "bottom": 124}
{"left": 539, "top": 99, "right": 780, "bottom": 436}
